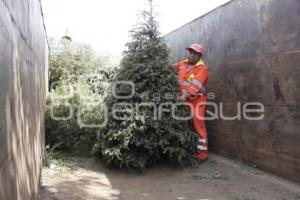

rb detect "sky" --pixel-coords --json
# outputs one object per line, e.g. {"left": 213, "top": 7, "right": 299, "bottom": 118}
{"left": 42, "top": 0, "right": 230, "bottom": 56}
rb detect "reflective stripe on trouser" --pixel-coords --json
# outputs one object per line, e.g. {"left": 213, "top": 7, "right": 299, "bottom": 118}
{"left": 192, "top": 102, "right": 208, "bottom": 160}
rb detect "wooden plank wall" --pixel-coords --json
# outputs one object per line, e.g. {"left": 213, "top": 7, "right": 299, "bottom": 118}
{"left": 164, "top": 0, "right": 300, "bottom": 183}
{"left": 0, "top": 0, "right": 48, "bottom": 199}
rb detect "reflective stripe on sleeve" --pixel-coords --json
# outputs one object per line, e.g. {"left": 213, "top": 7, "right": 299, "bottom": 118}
{"left": 179, "top": 80, "right": 191, "bottom": 87}
{"left": 192, "top": 79, "right": 207, "bottom": 93}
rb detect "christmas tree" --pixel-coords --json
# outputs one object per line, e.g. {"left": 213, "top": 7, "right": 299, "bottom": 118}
{"left": 93, "top": 0, "right": 197, "bottom": 169}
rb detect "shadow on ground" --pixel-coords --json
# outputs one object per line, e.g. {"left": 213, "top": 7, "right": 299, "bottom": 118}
{"left": 39, "top": 154, "right": 300, "bottom": 200}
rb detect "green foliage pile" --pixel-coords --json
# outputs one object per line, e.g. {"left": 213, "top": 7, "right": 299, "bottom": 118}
{"left": 45, "top": 84, "right": 102, "bottom": 154}
{"left": 92, "top": 1, "right": 197, "bottom": 169}
{"left": 46, "top": 39, "right": 116, "bottom": 155}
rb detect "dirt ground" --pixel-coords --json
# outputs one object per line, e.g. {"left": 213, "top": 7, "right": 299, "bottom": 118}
{"left": 38, "top": 154, "right": 300, "bottom": 200}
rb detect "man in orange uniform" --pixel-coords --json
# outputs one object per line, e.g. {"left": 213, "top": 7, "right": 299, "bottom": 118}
{"left": 174, "top": 43, "right": 209, "bottom": 162}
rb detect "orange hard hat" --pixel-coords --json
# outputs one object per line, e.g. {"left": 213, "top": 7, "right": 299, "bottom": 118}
{"left": 186, "top": 43, "right": 204, "bottom": 55}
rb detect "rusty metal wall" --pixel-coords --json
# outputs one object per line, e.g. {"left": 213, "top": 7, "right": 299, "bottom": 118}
{"left": 0, "top": 0, "right": 48, "bottom": 199}
{"left": 164, "top": 0, "right": 300, "bottom": 183}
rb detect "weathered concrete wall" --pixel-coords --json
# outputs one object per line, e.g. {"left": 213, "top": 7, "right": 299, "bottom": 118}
{"left": 165, "top": 0, "right": 300, "bottom": 183}
{"left": 0, "top": 0, "right": 48, "bottom": 199}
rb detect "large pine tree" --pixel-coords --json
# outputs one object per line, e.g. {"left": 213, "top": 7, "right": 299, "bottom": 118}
{"left": 93, "top": 0, "right": 197, "bottom": 169}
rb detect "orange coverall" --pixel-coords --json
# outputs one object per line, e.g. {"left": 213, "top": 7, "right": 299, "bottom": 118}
{"left": 175, "top": 59, "right": 209, "bottom": 160}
